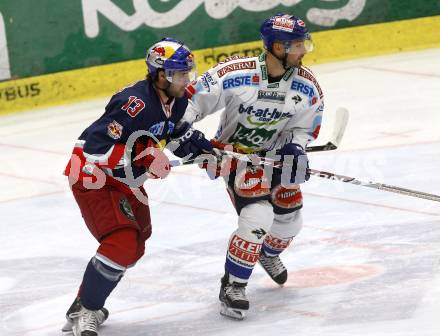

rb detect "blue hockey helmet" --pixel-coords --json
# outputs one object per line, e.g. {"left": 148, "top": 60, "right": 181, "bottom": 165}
{"left": 260, "top": 14, "right": 313, "bottom": 53}
{"left": 146, "top": 37, "right": 196, "bottom": 83}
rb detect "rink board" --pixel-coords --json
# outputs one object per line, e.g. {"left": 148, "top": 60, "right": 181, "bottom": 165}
{"left": 1, "top": 15, "right": 439, "bottom": 115}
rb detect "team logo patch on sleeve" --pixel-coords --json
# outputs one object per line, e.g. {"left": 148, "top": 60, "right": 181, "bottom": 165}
{"left": 200, "top": 72, "right": 217, "bottom": 91}
{"left": 107, "top": 120, "right": 123, "bottom": 140}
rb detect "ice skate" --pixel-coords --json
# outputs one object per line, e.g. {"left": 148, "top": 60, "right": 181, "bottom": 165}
{"left": 219, "top": 273, "right": 249, "bottom": 320}
{"left": 62, "top": 298, "right": 108, "bottom": 335}
{"left": 258, "top": 250, "right": 288, "bottom": 285}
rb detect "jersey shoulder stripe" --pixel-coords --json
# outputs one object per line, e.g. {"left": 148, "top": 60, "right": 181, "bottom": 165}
{"left": 297, "top": 66, "right": 323, "bottom": 99}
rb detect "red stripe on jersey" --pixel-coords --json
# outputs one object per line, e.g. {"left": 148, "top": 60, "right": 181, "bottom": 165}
{"left": 185, "top": 83, "right": 196, "bottom": 99}
{"left": 312, "top": 125, "right": 321, "bottom": 139}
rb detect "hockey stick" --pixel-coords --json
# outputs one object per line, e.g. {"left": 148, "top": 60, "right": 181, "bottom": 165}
{"left": 308, "top": 169, "right": 440, "bottom": 203}
{"left": 196, "top": 149, "right": 440, "bottom": 203}
{"left": 189, "top": 148, "right": 440, "bottom": 203}
{"left": 306, "top": 106, "right": 349, "bottom": 152}
{"left": 169, "top": 104, "right": 439, "bottom": 202}
{"left": 170, "top": 107, "right": 349, "bottom": 167}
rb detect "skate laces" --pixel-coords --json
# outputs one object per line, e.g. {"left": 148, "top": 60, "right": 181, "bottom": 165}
{"left": 260, "top": 252, "right": 286, "bottom": 276}
{"left": 69, "top": 307, "right": 99, "bottom": 332}
{"left": 225, "top": 283, "right": 247, "bottom": 301}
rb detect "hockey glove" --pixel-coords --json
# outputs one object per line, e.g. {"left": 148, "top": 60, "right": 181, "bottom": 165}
{"left": 274, "top": 143, "right": 310, "bottom": 184}
{"left": 134, "top": 141, "right": 170, "bottom": 179}
{"left": 200, "top": 140, "right": 240, "bottom": 180}
{"left": 171, "top": 123, "right": 213, "bottom": 159}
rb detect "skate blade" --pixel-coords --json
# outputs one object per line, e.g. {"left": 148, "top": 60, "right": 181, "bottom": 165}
{"left": 61, "top": 320, "right": 73, "bottom": 334}
{"left": 220, "top": 302, "right": 246, "bottom": 320}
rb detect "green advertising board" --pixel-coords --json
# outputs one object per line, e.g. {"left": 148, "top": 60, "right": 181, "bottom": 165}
{"left": 0, "top": 0, "right": 439, "bottom": 81}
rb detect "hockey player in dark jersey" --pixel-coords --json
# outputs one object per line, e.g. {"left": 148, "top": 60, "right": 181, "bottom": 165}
{"left": 62, "top": 38, "right": 213, "bottom": 336}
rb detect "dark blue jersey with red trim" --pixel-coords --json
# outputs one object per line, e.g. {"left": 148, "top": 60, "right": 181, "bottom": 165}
{"left": 65, "top": 79, "right": 187, "bottom": 192}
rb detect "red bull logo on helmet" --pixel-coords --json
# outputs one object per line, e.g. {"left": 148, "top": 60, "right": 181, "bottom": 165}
{"left": 152, "top": 46, "right": 166, "bottom": 56}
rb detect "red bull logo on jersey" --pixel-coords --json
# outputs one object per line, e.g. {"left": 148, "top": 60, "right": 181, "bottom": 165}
{"left": 107, "top": 120, "right": 123, "bottom": 140}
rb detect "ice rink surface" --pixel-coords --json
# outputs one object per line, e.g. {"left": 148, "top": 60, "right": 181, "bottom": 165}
{"left": 1, "top": 49, "right": 440, "bottom": 336}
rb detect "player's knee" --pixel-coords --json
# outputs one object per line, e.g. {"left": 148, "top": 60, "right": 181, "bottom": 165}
{"left": 97, "top": 228, "right": 142, "bottom": 267}
{"left": 272, "top": 210, "right": 303, "bottom": 238}
{"left": 237, "top": 201, "right": 273, "bottom": 241}
{"left": 271, "top": 185, "right": 303, "bottom": 212}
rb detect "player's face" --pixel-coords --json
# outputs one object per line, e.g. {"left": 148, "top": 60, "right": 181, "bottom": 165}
{"left": 166, "top": 70, "right": 196, "bottom": 98}
{"left": 284, "top": 39, "right": 314, "bottom": 67}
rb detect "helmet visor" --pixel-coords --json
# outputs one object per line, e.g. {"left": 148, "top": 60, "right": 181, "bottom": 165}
{"left": 284, "top": 38, "right": 314, "bottom": 54}
{"left": 165, "top": 68, "right": 197, "bottom": 86}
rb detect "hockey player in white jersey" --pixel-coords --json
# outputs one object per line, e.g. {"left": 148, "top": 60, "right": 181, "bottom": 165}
{"left": 181, "top": 13, "right": 324, "bottom": 319}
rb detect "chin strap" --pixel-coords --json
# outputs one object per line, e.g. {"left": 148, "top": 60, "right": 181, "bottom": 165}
{"left": 154, "top": 80, "right": 173, "bottom": 100}
{"left": 270, "top": 46, "right": 290, "bottom": 70}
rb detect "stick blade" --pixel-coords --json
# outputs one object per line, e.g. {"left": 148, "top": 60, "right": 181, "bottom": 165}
{"left": 332, "top": 107, "right": 349, "bottom": 147}
{"left": 306, "top": 107, "right": 349, "bottom": 153}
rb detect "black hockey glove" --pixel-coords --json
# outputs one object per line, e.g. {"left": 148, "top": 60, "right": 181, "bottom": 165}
{"left": 170, "top": 122, "right": 213, "bottom": 159}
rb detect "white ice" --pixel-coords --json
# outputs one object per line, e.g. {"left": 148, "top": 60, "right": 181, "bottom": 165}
{"left": 1, "top": 49, "right": 440, "bottom": 336}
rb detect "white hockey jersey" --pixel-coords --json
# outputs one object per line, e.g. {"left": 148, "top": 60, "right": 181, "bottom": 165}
{"left": 183, "top": 53, "right": 324, "bottom": 153}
